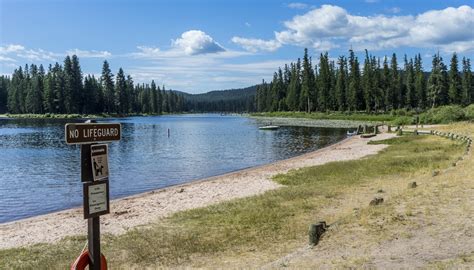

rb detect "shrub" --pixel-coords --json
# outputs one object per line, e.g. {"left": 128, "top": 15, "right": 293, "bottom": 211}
{"left": 419, "top": 105, "right": 465, "bottom": 124}
{"left": 463, "top": 104, "right": 474, "bottom": 121}
{"left": 392, "top": 116, "right": 413, "bottom": 126}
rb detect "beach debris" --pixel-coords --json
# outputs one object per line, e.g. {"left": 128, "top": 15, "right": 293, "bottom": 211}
{"left": 408, "top": 182, "right": 417, "bottom": 188}
{"left": 178, "top": 188, "right": 185, "bottom": 193}
{"left": 369, "top": 197, "right": 384, "bottom": 206}
{"left": 113, "top": 210, "right": 129, "bottom": 216}
{"left": 309, "top": 221, "right": 327, "bottom": 246}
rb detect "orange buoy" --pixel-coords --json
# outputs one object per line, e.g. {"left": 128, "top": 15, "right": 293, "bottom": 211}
{"left": 71, "top": 250, "right": 107, "bottom": 270}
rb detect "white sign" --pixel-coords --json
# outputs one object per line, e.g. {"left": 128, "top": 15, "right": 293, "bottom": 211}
{"left": 88, "top": 183, "right": 108, "bottom": 215}
{"left": 91, "top": 144, "right": 109, "bottom": 181}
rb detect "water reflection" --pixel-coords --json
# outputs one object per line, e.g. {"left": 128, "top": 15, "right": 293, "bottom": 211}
{"left": 0, "top": 114, "right": 347, "bottom": 223}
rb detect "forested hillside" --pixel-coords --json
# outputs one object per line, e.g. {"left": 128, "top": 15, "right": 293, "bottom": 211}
{"left": 256, "top": 49, "right": 473, "bottom": 113}
{"left": 0, "top": 56, "right": 255, "bottom": 115}
{"left": 183, "top": 86, "right": 256, "bottom": 112}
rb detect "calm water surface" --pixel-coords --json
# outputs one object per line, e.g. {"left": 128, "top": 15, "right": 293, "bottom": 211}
{"left": 0, "top": 114, "right": 347, "bottom": 223}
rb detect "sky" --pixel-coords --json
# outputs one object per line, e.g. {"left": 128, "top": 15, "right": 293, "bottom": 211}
{"left": 1, "top": 0, "right": 473, "bottom": 93}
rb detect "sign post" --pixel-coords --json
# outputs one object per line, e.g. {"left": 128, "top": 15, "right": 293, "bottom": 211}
{"left": 66, "top": 121, "right": 121, "bottom": 270}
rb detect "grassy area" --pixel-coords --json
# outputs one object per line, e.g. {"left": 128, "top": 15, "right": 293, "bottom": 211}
{"left": 253, "top": 105, "right": 474, "bottom": 126}
{"left": 251, "top": 111, "right": 398, "bottom": 123}
{"left": 0, "top": 134, "right": 465, "bottom": 268}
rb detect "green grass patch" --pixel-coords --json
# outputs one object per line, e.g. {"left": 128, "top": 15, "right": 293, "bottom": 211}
{"left": 0, "top": 135, "right": 465, "bottom": 268}
{"left": 251, "top": 111, "right": 397, "bottom": 123}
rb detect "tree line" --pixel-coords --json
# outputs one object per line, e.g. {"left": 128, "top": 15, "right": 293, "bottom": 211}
{"left": 256, "top": 49, "right": 473, "bottom": 113}
{"left": 0, "top": 55, "right": 186, "bottom": 115}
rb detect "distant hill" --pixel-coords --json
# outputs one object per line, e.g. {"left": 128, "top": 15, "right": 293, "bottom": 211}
{"left": 172, "top": 85, "right": 257, "bottom": 112}
{"left": 177, "top": 85, "right": 257, "bottom": 102}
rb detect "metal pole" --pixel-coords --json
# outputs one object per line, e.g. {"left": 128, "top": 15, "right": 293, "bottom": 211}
{"left": 81, "top": 120, "right": 101, "bottom": 270}
{"left": 88, "top": 216, "right": 101, "bottom": 270}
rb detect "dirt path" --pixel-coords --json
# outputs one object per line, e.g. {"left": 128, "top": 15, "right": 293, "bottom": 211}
{"left": 0, "top": 133, "right": 394, "bottom": 249}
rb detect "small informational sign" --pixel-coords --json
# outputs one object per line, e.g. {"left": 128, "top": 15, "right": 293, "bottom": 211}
{"left": 65, "top": 123, "right": 121, "bottom": 144}
{"left": 83, "top": 179, "right": 110, "bottom": 219}
{"left": 91, "top": 144, "right": 109, "bottom": 181}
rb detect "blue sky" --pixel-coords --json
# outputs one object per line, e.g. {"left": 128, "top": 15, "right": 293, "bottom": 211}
{"left": 1, "top": 0, "right": 473, "bottom": 93}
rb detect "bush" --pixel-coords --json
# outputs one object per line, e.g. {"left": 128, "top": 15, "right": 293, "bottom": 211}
{"left": 463, "top": 104, "right": 474, "bottom": 121}
{"left": 419, "top": 105, "right": 465, "bottom": 124}
{"left": 392, "top": 116, "right": 413, "bottom": 126}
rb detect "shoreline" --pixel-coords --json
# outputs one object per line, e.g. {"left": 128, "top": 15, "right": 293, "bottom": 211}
{"left": 0, "top": 132, "right": 395, "bottom": 249}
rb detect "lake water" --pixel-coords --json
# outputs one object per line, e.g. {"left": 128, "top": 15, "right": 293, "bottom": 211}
{"left": 0, "top": 114, "right": 347, "bottom": 223}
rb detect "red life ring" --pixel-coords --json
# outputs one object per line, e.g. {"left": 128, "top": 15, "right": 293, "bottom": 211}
{"left": 71, "top": 250, "right": 107, "bottom": 270}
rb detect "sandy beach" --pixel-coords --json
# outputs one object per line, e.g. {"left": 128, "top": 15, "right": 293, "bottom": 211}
{"left": 0, "top": 132, "right": 394, "bottom": 249}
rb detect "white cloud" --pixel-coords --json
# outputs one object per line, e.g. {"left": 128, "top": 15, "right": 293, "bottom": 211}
{"left": 287, "top": 2, "right": 308, "bottom": 9}
{"left": 245, "top": 22, "right": 251, "bottom": 27}
{"left": 0, "top": 45, "right": 58, "bottom": 61}
{"left": 271, "top": 4, "right": 474, "bottom": 52}
{"left": 172, "top": 30, "right": 225, "bottom": 55}
{"left": 0, "top": 44, "right": 25, "bottom": 53}
{"left": 66, "top": 49, "right": 111, "bottom": 58}
{"left": 388, "top": 7, "right": 401, "bottom": 14}
{"left": 0, "top": 55, "right": 16, "bottom": 62}
{"left": 231, "top": 37, "right": 281, "bottom": 52}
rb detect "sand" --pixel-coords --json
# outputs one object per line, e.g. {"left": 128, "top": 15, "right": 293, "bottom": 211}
{"left": 0, "top": 132, "right": 394, "bottom": 249}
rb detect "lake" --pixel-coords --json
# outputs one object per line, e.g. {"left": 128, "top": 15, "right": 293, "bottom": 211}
{"left": 0, "top": 114, "right": 347, "bottom": 223}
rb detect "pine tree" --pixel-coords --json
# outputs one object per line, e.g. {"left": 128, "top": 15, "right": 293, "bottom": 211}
{"left": 101, "top": 60, "right": 115, "bottom": 113}
{"left": 286, "top": 63, "right": 300, "bottom": 111}
{"left": 126, "top": 75, "right": 134, "bottom": 113}
{"left": 362, "top": 50, "right": 373, "bottom": 112}
{"left": 63, "top": 56, "right": 74, "bottom": 113}
{"left": 115, "top": 68, "right": 128, "bottom": 114}
{"left": 462, "top": 57, "right": 473, "bottom": 105}
{"left": 335, "top": 56, "right": 347, "bottom": 111}
{"left": 414, "top": 54, "right": 426, "bottom": 109}
{"left": 347, "top": 50, "right": 361, "bottom": 111}
{"left": 405, "top": 58, "right": 416, "bottom": 109}
{"left": 70, "top": 55, "right": 83, "bottom": 113}
{"left": 390, "top": 53, "right": 401, "bottom": 109}
{"left": 448, "top": 53, "right": 462, "bottom": 104}
{"left": 0, "top": 76, "right": 9, "bottom": 113}
{"left": 428, "top": 53, "right": 448, "bottom": 108}
{"left": 317, "top": 52, "right": 331, "bottom": 111}
{"left": 300, "top": 48, "right": 315, "bottom": 112}
{"left": 25, "top": 64, "right": 44, "bottom": 113}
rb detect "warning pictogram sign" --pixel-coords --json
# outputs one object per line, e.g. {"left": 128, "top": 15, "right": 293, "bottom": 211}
{"left": 91, "top": 144, "right": 109, "bottom": 181}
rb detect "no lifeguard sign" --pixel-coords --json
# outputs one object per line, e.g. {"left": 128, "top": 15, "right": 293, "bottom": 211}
{"left": 65, "top": 120, "right": 121, "bottom": 270}
{"left": 65, "top": 123, "right": 121, "bottom": 144}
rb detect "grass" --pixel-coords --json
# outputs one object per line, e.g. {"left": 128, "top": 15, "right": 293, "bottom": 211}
{"left": 0, "top": 134, "right": 465, "bottom": 269}
{"left": 251, "top": 111, "right": 398, "bottom": 123}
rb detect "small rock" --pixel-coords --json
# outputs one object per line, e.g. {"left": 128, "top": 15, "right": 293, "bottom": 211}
{"left": 178, "top": 188, "right": 185, "bottom": 193}
{"left": 377, "top": 189, "right": 385, "bottom": 193}
{"left": 432, "top": 170, "right": 440, "bottom": 177}
{"left": 408, "top": 182, "right": 417, "bottom": 188}
{"left": 369, "top": 197, "right": 384, "bottom": 206}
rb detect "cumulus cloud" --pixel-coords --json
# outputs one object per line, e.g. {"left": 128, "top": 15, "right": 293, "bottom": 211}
{"left": 0, "top": 44, "right": 58, "bottom": 61}
{"left": 287, "top": 2, "right": 308, "bottom": 9}
{"left": 231, "top": 37, "right": 281, "bottom": 52}
{"left": 272, "top": 4, "right": 474, "bottom": 52}
{"left": 66, "top": 49, "right": 111, "bottom": 58}
{"left": 172, "top": 30, "right": 225, "bottom": 55}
